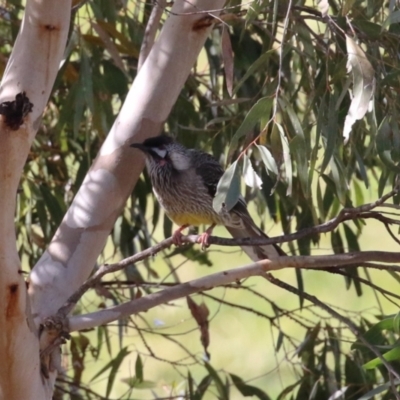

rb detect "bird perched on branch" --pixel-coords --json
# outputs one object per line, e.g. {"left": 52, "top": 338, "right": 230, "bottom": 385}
{"left": 130, "top": 135, "right": 283, "bottom": 261}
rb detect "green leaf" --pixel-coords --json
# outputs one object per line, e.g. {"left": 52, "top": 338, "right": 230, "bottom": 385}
{"left": 193, "top": 374, "right": 212, "bottom": 400}
{"left": 295, "top": 323, "right": 321, "bottom": 358}
{"left": 290, "top": 135, "right": 309, "bottom": 198}
{"left": 320, "top": 92, "right": 339, "bottom": 174}
{"left": 376, "top": 117, "right": 400, "bottom": 172}
{"left": 363, "top": 346, "right": 400, "bottom": 369}
{"left": 135, "top": 354, "right": 143, "bottom": 382}
{"left": 72, "top": 83, "right": 85, "bottom": 137}
{"left": 188, "top": 371, "right": 195, "bottom": 399}
{"left": 230, "top": 373, "right": 271, "bottom": 400}
{"left": 256, "top": 144, "right": 278, "bottom": 175}
{"left": 121, "top": 377, "right": 156, "bottom": 389}
{"left": 228, "top": 97, "right": 273, "bottom": 156}
{"left": 39, "top": 185, "right": 65, "bottom": 228}
{"left": 233, "top": 50, "right": 275, "bottom": 95}
{"left": 277, "top": 379, "right": 302, "bottom": 399}
{"left": 352, "top": 317, "right": 395, "bottom": 351}
{"left": 352, "top": 20, "right": 381, "bottom": 39}
{"left": 382, "top": 10, "right": 400, "bottom": 30}
{"left": 276, "top": 123, "right": 292, "bottom": 196}
{"left": 343, "top": 224, "right": 360, "bottom": 252}
{"left": 213, "top": 160, "right": 241, "bottom": 213}
{"left": 344, "top": 355, "right": 368, "bottom": 399}
{"left": 278, "top": 97, "right": 306, "bottom": 141}
{"left": 330, "top": 157, "right": 348, "bottom": 205}
{"left": 358, "top": 379, "right": 400, "bottom": 399}
{"left": 163, "top": 213, "right": 173, "bottom": 239}
{"left": 90, "top": 347, "right": 130, "bottom": 398}
{"left": 393, "top": 312, "right": 400, "bottom": 336}
{"left": 326, "top": 324, "right": 341, "bottom": 385}
{"left": 204, "top": 362, "right": 229, "bottom": 400}
{"left": 295, "top": 268, "right": 304, "bottom": 309}
{"left": 354, "top": 146, "right": 369, "bottom": 188}
{"left": 276, "top": 331, "right": 284, "bottom": 352}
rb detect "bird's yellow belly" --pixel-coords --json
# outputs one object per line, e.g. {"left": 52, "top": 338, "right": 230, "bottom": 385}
{"left": 168, "top": 212, "right": 219, "bottom": 227}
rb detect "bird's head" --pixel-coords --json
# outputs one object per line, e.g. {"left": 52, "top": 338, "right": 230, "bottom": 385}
{"left": 130, "top": 135, "right": 191, "bottom": 171}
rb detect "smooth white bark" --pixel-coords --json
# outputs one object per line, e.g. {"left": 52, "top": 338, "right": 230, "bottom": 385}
{"left": 0, "top": 0, "right": 71, "bottom": 398}
{"left": 29, "top": 0, "right": 225, "bottom": 324}
{"left": 69, "top": 251, "right": 400, "bottom": 332}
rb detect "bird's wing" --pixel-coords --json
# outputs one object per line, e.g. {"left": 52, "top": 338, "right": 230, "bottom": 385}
{"left": 191, "top": 149, "right": 248, "bottom": 207}
{"left": 191, "top": 150, "right": 225, "bottom": 197}
{"left": 190, "top": 149, "right": 284, "bottom": 259}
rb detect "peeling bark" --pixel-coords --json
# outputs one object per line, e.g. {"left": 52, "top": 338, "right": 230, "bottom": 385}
{"left": 0, "top": 92, "right": 33, "bottom": 130}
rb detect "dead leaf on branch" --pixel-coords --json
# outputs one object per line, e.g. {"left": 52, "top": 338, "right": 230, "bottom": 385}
{"left": 343, "top": 36, "right": 375, "bottom": 143}
{"left": 317, "top": 0, "right": 329, "bottom": 17}
{"left": 221, "top": 27, "right": 234, "bottom": 97}
{"left": 187, "top": 296, "right": 210, "bottom": 358}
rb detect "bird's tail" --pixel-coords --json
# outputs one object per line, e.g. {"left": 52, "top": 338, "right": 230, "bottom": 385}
{"left": 225, "top": 225, "right": 283, "bottom": 261}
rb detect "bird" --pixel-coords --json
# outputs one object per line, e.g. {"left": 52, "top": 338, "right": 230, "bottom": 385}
{"left": 130, "top": 135, "right": 283, "bottom": 261}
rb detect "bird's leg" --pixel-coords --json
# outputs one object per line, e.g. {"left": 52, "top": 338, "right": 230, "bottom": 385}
{"left": 172, "top": 225, "right": 189, "bottom": 246}
{"left": 197, "top": 224, "right": 216, "bottom": 250}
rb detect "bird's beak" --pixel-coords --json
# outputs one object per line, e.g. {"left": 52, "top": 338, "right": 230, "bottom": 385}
{"left": 130, "top": 143, "right": 149, "bottom": 153}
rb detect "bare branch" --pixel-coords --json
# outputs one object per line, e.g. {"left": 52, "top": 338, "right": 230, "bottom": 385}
{"left": 54, "top": 183, "right": 400, "bottom": 322}
{"left": 57, "top": 237, "right": 176, "bottom": 317}
{"left": 67, "top": 251, "right": 400, "bottom": 332}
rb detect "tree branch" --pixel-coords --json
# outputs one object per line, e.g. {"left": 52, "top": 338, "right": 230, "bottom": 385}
{"left": 0, "top": 0, "right": 72, "bottom": 397}
{"left": 67, "top": 251, "right": 400, "bottom": 332}
{"left": 29, "top": 0, "right": 226, "bottom": 328}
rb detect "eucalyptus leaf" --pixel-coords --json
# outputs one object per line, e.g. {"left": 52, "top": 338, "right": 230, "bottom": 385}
{"left": 276, "top": 123, "right": 293, "bottom": 196}
{"left": 363, "top": 346, "right": 400, "bottom": 369}
{"left": 228, "top": 97, "right": 273, "bottom": 156}
{"left": 256, "top": 144, "right": 278, "bottom": 175}
{"left": 213, "top": 160, "right": 241, "bottom": 213}
{"left": 382, "top": 10, "right": 400, "bottom": 30}
{"left": 358, "top": 380, "right": 400, "bottom": 400}
{"left": 230, "top": 374, "right": 271, "bottom": 400}
{"left": 243, "top": 154, "right": 262, "bottom": 189}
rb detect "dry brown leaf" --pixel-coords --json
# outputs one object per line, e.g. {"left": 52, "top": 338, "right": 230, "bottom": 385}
{"left": 317, "top": 0, "right": 329, "bottom": 17}
{"left": 343, "top": 36, "right": 375, "bottom": 143}
{"left": 221, "top": 27, "right": 234, "bottom": 97}
{"left": 187, "top": 296, "right": 210, "bottom": 358}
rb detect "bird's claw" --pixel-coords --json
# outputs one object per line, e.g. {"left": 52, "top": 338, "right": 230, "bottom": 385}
{"left": 172, "top": 225, "right": 188, "bottom": 246}
{"left": 172, "top": 230, "right": 184, "bottom": 246}
{"left": 197, "top": 232, "right": 211, "bottom": 250}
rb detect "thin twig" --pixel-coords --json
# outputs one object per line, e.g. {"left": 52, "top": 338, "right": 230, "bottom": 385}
{"left": 57, "top": 237, "right": 176, "bottom": 317}
{"left": 138, "top": 0, "right": 166, "bottom": 71}
{"left": 323, "top": 268, "right": 400, "bottom": 305}
{"left": 264, "top": 273, "right": 400, "bottom": 384}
